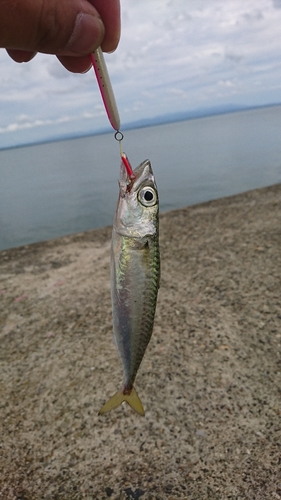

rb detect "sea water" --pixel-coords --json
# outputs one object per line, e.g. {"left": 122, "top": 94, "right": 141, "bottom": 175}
{"left": 0, "top": 105, "right": 281, "bottom": 251}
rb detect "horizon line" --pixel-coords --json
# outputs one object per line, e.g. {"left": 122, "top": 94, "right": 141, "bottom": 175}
{"left": 1, "top": 101, "right": 281, "bottom": 152}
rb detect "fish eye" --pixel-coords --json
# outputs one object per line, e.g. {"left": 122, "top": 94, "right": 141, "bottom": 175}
{"left": 138, "top": 186, "right": 157, "bottom": 207}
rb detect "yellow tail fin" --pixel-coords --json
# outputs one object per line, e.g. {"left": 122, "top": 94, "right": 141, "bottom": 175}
{"left": 98, "top": 386, "right": 145, "bottom": 416}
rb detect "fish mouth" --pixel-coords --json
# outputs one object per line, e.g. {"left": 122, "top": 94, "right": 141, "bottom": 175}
{"left": 119, "top": 159, "right": 154, "bottom": 194}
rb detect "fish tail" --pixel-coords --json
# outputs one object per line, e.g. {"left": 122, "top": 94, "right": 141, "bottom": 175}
{"left": 98, "top": 386, "right": 145, "bottom": 416}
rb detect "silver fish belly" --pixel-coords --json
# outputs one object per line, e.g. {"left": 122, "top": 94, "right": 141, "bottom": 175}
{"left": 99, "top": 159, "right": 160, "bottom": 416}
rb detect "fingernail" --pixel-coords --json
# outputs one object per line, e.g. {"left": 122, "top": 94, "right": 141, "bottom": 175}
{"left": 66, "top": 13, "right": 104, "bottom": 55}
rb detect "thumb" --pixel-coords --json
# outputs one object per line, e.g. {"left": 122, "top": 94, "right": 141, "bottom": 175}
{"left": 0, "top": 0, "right": 104, "bottom": 56}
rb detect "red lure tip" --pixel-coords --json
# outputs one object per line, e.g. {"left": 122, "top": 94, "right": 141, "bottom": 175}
{"left": 121, "top": 153, "right": 135, "bottom": 180}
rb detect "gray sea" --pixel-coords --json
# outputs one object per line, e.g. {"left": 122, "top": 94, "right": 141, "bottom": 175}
{"left": 1, "top": 105, "right": 281, "bottom": 251}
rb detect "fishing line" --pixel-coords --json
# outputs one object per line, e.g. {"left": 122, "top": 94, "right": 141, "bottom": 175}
{"left": 114, "top": 130, "right": 135, "bottom": 180}
{"left": 114, "top": 130, "right": 124, "bottom": 156}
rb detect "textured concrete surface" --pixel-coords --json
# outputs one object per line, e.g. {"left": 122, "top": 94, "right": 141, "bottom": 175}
{"left": 0, "top": 184, "right": 281, "bottom": 499}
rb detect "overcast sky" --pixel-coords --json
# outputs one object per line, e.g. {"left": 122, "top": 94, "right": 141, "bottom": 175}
{"left": 1, "top": 0, "right": 281, "bottom": 148}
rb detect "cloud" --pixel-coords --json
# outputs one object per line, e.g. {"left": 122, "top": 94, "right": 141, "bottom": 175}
{"left": 224, "top": 50, "right": 244, "bottom": 64}
{"left": 240, "top": 9, "right": 263, "bottom": 22}
{"left": 0, "top": 105, "right": 106, "bottom": 136}
{"left": 218, "top": 80, "right": 236, "bottom": 88}
{"left": 47, "top": 59, "right": 71, "bottom": 79}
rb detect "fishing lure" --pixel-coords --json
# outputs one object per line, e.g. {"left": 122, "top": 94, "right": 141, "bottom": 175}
{"left": 90, "top": 48, "right": 120, "bottom": 131}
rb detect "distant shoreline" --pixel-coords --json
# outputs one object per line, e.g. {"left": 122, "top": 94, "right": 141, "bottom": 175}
{"left": 1, "top": 101, "right": 281, "bottom": 152}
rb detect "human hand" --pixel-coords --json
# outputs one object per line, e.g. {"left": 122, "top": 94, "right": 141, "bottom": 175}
{"left": 0, "top": 0, "right": 120, "bottom": 73}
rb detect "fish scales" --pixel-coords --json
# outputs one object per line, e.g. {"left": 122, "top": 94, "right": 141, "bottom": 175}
{"left": 99, "top": 159, "right": 160, "bottom": 416}
{"left": 113, "top": 233, "right": 159, "bottom": 385}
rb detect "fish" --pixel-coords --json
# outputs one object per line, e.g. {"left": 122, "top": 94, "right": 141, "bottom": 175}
{"left": 99, "top": 158, "right": 160, "bottom": 416}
